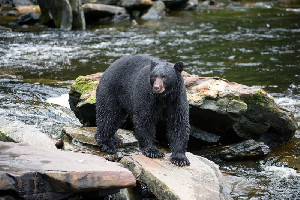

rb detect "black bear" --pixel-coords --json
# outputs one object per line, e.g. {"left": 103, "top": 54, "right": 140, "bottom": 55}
{"left": 95, "top": 54, "right": 190, "bottom": 166}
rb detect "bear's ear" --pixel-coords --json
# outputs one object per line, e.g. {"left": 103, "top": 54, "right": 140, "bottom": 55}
{"left": 174, "top": 62, "right": 184, "bottom": 72}
{"left": 150, "top": 60, "right": 157, "bottom": 71}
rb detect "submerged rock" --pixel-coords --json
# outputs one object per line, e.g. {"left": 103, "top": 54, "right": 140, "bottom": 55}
{"left": 120, "top": 153, "right": 232, "bottom": 200}
{"left": 219, "top": 139, "right": 271, "bottom": 161}
{"left": 68, "top": 71, "right": 297, "bottom": 147}
{"left": 14, "top": 12, "right": 40, "bottom": 25}
{"left": 0, "top": 141, "right": 136, "bottom": 199}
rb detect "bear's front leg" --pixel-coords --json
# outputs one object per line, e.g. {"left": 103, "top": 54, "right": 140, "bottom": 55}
{"left": 133, "top": 116, "right": 165, "bottom": 158}
{"left": 167, "top": 96, "right": 190, "bottom": 166}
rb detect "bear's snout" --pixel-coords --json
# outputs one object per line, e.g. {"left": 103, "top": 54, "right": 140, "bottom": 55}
{"left": 153, "top": 77, "right": 165, "bottom": 93}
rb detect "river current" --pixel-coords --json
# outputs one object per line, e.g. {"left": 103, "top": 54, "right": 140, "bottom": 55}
{"left": 0, "top": 4, "right": 300, "bottom": 199}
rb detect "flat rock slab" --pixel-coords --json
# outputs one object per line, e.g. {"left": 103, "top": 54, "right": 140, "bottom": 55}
{"left": 0, "top": 117, "right": 56, "bottom": 149}
{"left": 0, "top": 141, "right": 136, "bottom": 199}
{"left": 120, "top": 153, "right": 232, "bottom": 200}
{"left": 63, "top": 126, "right": 138, "bottom": 147}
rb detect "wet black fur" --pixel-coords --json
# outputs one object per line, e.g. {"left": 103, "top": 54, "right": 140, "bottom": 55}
{"left": 95, "top": 54, "right": 190, "bottom": 166}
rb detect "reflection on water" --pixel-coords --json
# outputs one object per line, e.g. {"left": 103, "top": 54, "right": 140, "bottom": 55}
{"left": 0, "top": 6, "right": 299, "bottom": 199}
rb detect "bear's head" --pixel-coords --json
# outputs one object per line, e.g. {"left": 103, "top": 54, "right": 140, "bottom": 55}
{"left": 150, "top": 61, "right": 184, "bottom": 94}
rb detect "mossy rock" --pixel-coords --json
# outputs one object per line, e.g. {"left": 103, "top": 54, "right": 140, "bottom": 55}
{"left": 69, "top": 71, "right": 298, "bottom": 147}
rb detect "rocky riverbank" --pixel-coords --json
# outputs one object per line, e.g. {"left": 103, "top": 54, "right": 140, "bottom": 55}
{"left": 0, "top": 117, "right": 237, "bottom": 199}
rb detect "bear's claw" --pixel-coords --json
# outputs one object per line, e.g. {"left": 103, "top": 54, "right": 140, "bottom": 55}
{"left": 170, "top": 154, "right": 190, "bottom": 166}
{"left": 142, "top": 148, "right": 165, "bottom": 158}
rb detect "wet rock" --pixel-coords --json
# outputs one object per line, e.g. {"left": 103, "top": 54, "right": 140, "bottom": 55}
{"left": 219, "top": 139, "right": 271, "bottom": 161}
{"left": 62, "top": 126, "right": 138, "bottom": 148}
{"left": 0, "top": 25, "right": 12, "bottom": 31}
{"left": 0, "top": 117, "right": 57, "bottom": 149}
{"left": 120, "top": 153, "right": 232, "bottom": 200}
{"left": 68, "top": 71, "right": 298, "bottom": 147}
{"left": 82, "top": 0, "right": 118, "bottom": 5}
{"left": 119, "top": 0, "right": 153, "bottom": 10}
{"left": 0, "top": 141, "right": 136, "bottom": 199}
{"left": 15, "top": 5, "right": 41, "bottom": 14}
{"left": 0, "top": 0, "right": 13, "bottom": 7}
{"left": 161, "top": 0, "right": 188, "bottom": 9}
{"left": 37, "top": 0, "right": 72, "bottom": 30}
{"left": 13, "top": 0, "right": 37, "bottom": 6}
{"left": 141, "top": 0, "right": 165, "bottom": 20}
{"left": 69, "top": 73, "right": 101, "bottom": 126}
{"left": 185, "top": 0, "right": 199, "bottom": 10}
{"left": 83, "top": 3, "right": 129, "bottom": 23}
{"left": 15, "top": 12, "right": 40, "bottom": 25}
{"left": 62, "top": 126, "right": 139, "bottom": 161}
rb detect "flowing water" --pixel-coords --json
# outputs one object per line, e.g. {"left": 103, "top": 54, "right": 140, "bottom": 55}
{"left": 0, "top": 2, "right": 300, "bottom": 199}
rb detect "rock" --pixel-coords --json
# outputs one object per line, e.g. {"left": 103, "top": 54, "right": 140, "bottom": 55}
{"left": 13, "top": 0, "right": 37, "bottom": 6}
{"left": 15, "top": 12, "right": 40, "bottom": 25}
{"left": 0, "top": 117, "right": 57, "bottom": 149}
{"left": 185, "top": 0, "right": 199, "bottom": 10}
{"left": 62, "top": 126, "right": 138, "bottom": 148}
{"left": 62, "top": 126, "right": 139, "bottom": 161}
{"left": 141, "top": 0, "right": 165, "bottom": 20}
{"left": 119, "top": 0, "right": 153, "bottom": 10}
{"left": 0, "top": 0, "right": 13, "bottom": 7}
{"left": 0, "top": 25, "right": 12, "bottom": 32}
{"left": 120, "top": 153, "right": 232, "bottom": 200}
{"left": 37, "top": 0, "right": 72, "bottom": 30}
{"left": 82, "top": 0, "right": 118, "bottom": 5}
{"left": 15, "top": 5, "right": 41, "bottom": 14}
{"left": 219, "top": 139, "right": 271, "bottom": 161}
{"left": 68, "top": 71, "right": 298, "bottom": 147}
{"left": 69, "top": 0, "right": 86, "bottom": 30}
{"left": 83, "top": 3, "right": 129, "bottom": 23}
{"left": 161, "top": 0, "right": 188, "bottom": 9}
{"left": 0, "top": 141, "right": 136, "bottom": 199}
{"left": 69, "top": 73, "right": 101, "bottom": 126}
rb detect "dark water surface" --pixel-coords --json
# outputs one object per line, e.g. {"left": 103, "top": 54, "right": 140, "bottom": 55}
{"left": 0, "top": 4, "right": 300, "bottom": 199}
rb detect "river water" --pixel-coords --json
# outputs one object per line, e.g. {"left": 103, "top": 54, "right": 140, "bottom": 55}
{"left": 0, "top": 2, "right": 300, "bottom": 199}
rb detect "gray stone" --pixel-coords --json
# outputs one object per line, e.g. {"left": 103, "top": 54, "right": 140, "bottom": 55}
{"left": 83, "top": 3, "right": 128, "bottom": 23}
{"left": 15, "top": 12, "right": 40, "bottom": 25}
{"left": 219, "top": 139, "right": 270, "bottom": 161}
{"left": 0, "top": 117, "right": 57, "bottom": 149}
{"left": 13, "top": 0, "right": 37, "bottom": 6}
{"left": 119, "top": 0, "right": 153, "bottom": 10}
{"left": 0, "top": 25, "right": 12, "bottom": 32}
{"left": 0, "top": 141, "right": 136, "bottom": 199}
{"left": 120, "top": 153, "right": 233, "bottom": 200}
{"left": 141, "top": 0, "right": 165, "bottom": 20}
{"left": 82, "top": 0, "right": 118, "bottom": 5}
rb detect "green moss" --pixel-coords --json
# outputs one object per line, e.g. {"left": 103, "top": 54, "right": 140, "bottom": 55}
{"left": 71, "top": 76, "right": 99, "bottom": 94}
{"left": 0, "top": 132, "right": 14, "bottom": 142}
{"left": 227, "top": 99, "right": 248, "bottom": 114}
{"left": 252, "top": 89, "right": 273, "bottom": 106}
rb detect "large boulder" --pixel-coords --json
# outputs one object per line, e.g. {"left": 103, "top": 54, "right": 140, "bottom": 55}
{"left": 120, "top": 153, "right": 232, "bottom": 199}
{"left": 68, "top": 71, "right": 298, "bottom": 147}
{"left": 0, "top": 141, "right": 136, "bottom": 199}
